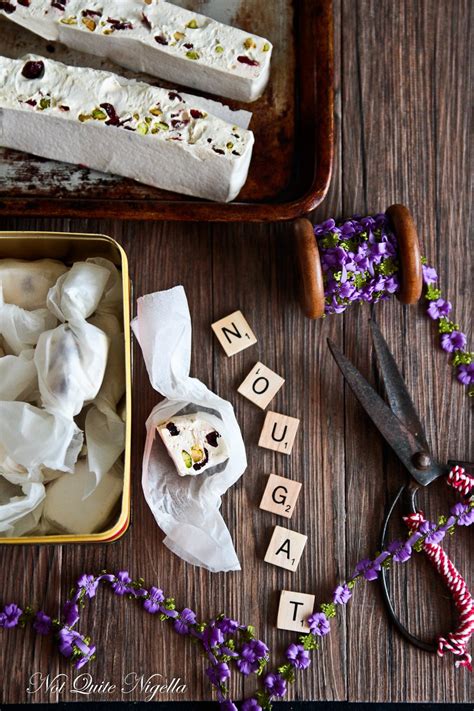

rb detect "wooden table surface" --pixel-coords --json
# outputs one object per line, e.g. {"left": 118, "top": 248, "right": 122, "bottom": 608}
{"left": 0, "top": 0, "right": 472, "bottom": 704}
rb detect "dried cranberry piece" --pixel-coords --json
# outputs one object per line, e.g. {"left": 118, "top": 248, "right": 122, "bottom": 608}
{"left": 205, "top": 431, "right": 220, "bottom": 448}
{"left": 51, "top": 0, "right": 67, "bottom": 10}
{"left": 166, "top": 422, "right": 180, "bottom": 437}
{"left": 107, "top": 17, "right": 133, "bottom": 30}
{"left": 237, "top": 55, "right": 259, "bottom": 67}
{"left": 59, "top": 105, "right": 70, "bottom": 111}
{"left": 232, "top": 150, "right": 241, "bottom": 156}
{"left": 192, "top": 448, "right": 209, "bottom": 471}
{"left": 190, "top": 109, "right": 204, "bottom": 119}
{"left": 207, "top": 137, "right": 212, "bottom": 143}
{"left": 183, "top": 42, "right": 193, "bottom": 49}
{"left": 0, "top": 2, "right": 16, "bottom": 13}
{"left": 154, "top": 34, "right": 168, "bottom": 45}
{"left": 141, "top": 12, "right": 151, "bottom": 30}
{"left": 168, "top": 91, "right": 182, "bottom": 102}
{"left": 171, "top": 119, "right": 188, "bottom": 128}
{"left": 22, "top": 60, "right": 45, "bottom": 80}
{"left": 212, "top": 147, "right": 225, "bottom": 155}
{"left": 82, "top": 8, "right": 101, "bottom": 17}
{"left": 24, "top": 98, "right": 37, "bottom": 106}
{"left": 100, "top": 102, "right": 120, "bottom": 126}
{"left": 18, "top": 0, "right": 31, "bottom": 6}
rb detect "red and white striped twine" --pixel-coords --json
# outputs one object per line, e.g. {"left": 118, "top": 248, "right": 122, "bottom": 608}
{"left": 403, "top": 465, "right": 474, "bottom": 671}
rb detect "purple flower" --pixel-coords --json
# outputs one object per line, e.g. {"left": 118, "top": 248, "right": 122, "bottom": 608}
{"left": 216, "top": 617, "right": 240, "bottom": 634}
{"left": 143, "top": 587, "right": 165, "bottom": 614}
{"left": 441, "top": 331, "right": 467, "bottom": 353}
{"left": 333, "top": 584, "right": 352, "bottom": 605}
{"left": 33, "top": 611, "right": 52, "bottom": 635}
{"left": 422, "top": 264, "right": 438, "bottom": 284}
{"left": 77, "top": 574, "right": 99, "bottom": 599}
{"left": 418, "top": 520, "right": 446, "bottom": 545}
{"left": 206, "top": 662, "right": 230, "bottom": 685}
{"left": 62, "top": 600, "right": 79, "bottom": 627}
{"left": 74, "top": 643, "right": 96, "bottom": 670}
{"left": 174, "top": 608, "right": 196, "bottom": 635}
{"left": 314, "top": 218, "right": 336, "bottom": 235}
{"left": 387, "top": 539, "right": 412, "bottom": 563}
{"left": 57, "top": 628, "right": 81, "bottom": 657}
{"left": 202, "top": 624, "right": 224, "bottom": 649}
{"left": 286, "top": 643, "right": 311, "bottom": 670}
{"left": 384, "top": 275, "right": 399, "bottom": 293}
{"left": 354, "top": 558, "right": 381, "bottom": 581}
{"left": 457, "top": 363, "right": 474, "bottom": 385}
{"left": 264, "top": 672, "right": 287, "bottom": 697}
{"left": 112, "top": 571, "right": 132, "bottom": 596}
{"left": 307, "top": 612, "right": 330, "bottom": 637}
{"left": 248, "top": 638, "right": 269, "bottom": 659}
{"left": 427, "top": 298, "right": 452, "bottom": 320}
{"left": 236, "top": 642, "right": 260, "bottom": 675}
{"left": 241, "top": 699, "right": 262, "bottom": 711}
{"left": 0, "top": 603, "right": 22, "bottom": 628}
{"left": 451, "top": 502, "right": 474, "bottom": 526}
{"left": 220, "top": 702, "right": 238, "bottom": 711}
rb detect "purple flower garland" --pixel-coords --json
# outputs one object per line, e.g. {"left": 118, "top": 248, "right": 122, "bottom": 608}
{"left": 314, "top": 214, "right": 473, "bottom": 394}
{"left": 1, "top": 497, "right": 472, "bottom": 710}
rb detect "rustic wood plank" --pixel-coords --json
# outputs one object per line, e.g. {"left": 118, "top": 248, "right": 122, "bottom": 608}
{"left": 341, "top": 0, "right": 472, "bottom": 702}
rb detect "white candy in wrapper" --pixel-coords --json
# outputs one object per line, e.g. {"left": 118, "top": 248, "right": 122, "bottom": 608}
{"left": 0, "top": 292, "right": 57, "bottom": 355}
{"left": 0, "top": 258, "right": 67, "bottom": 311}
{"left": 157, "top": 413, "right": 229, "bottom": 476}
{"left": 132, "top": 285, "right": 247, "bottom": 572}
{"left": 0, "top": 476, "right": 45, "bottom": 538}
{"left": 0, "top": 349, "right": 38, "bottom": 402}
{"left": 43, "top": 460, "right": 123, "bottom": 535}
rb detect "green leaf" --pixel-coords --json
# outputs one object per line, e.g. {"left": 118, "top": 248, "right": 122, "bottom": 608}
{"left": 438, "top": 318, "right": 458, "bottom": 334}
{"left": 452, "top": 351, "right": 473, "bottom": 366}
{"left": 277, "top": 663, "right": 296, "bottom": 682}
{"left": 425, "top": 284, "right": 441, "bottom": 300}
{"left": 256, "top": 657, "right": 268, "bottom": 676}
{"left": 300, "top": 633, "right": 319, "bottom": 651}
{"left": 320, "top": 602, "right": 337, "bottom": 619}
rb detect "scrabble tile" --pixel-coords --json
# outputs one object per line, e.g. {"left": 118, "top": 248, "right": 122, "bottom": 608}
{"left": 264, "top": 525, "right": 307, "bottom": 572}
{"left": 258, "top": 411, "right": 300, "bottom": 455}
{"left": 238, "top": 362, "right": 285, "bottom": 409}
{"left": 259, "top": 474, "right": 302, "bottom": 519}
{"left": 211, "top": 310, "right": 257, "bottom": 356}
{"left": 277, "top": 590, "right": 315, "bottom": 632}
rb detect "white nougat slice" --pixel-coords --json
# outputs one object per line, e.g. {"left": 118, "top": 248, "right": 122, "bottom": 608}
{"left": 157, "top": 413, "right": 229, "bottom": 476}
{"left": 0, "top": 55, "right": 254, "bottom": 202}
{"left": 0, "top": 0, "right": 272, "bottom": 103}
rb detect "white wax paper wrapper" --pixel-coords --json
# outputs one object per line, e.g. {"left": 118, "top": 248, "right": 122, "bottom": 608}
{"left": 0, "top": 476, "right": 45, "bottom": 537}
{"left": 34, "top": 320, "right": 109, "bottom": 418}
{"left": 0, "top": 349, "right": 38, "bottom": 402}
{"left": 132, "top": 286, "right": 247, "bottom": 572}
{"left": 47, "top": 261, "right": 110, "bottom": 322}
{"left": 0, "top": 258, "right": 67, "bottom": 311}
{"left": 0, "top": 286, "right": 57, "bottom": 355}
{"left": 84, "top": 313, "right": 126, "bottom": 493}
{"left": 0, "top": 402, "right": 83, "bottom": 484}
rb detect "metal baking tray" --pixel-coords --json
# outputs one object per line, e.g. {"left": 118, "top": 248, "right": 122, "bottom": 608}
{"left": 0, "top": 232, "right": 132, "bottom": 544}
{"left": 0, "top": 0, "right": 334, "bottom": 221}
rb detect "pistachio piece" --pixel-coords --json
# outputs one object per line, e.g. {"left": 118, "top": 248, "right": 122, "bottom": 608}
{"left": 133, "top": 112, "right": 140, "bottom": 120}
{"left": 91, "top": 108, "right": 107, "bottom": 120}
{"left": 243, "top": 37, "right": 256, "bottom": 49}
{"left": 226, "top": 141, "right": 234, "bottom": 150}
{"left": 186, "top": 50, "right": 200, "bottom": 60}
{"left": 60, "top": 16, "right": 77, "bottom": 25}
{"left": 136, "top": 122, "right": 149, "bottom": 135}
{"left": 190, "top": 445, "right": 204, "bottom": 463}
{"left": 186, "top": 19, "right": 198, "bottom": 29}
{"left": 149, "top": 106, "right": 162, "bottom": 116}
{"left": 174, "top": 31, "right": 185, "bottom": 41}
{"left": 82, "top": 17, "right": 96, "bottom": 31}
{"left": 145, "top": 116, "right": 152, "bottom": 124}
{"left": 157, "top": 121, "right": 169, "bottom": 130}
{"left": 181, "top": 450, "right": 192, "bottom": 469}
{"left": 215, "top": 45, "right": 224, "bottom": 54}
{"left": 263, "top": 42, "right": 271, "bottom": 52}
{"left": 78, "top": 113, "right": 92, "bottom": 122}
{"left": 103, "top": 28, "right": 114, "bottom": 34}
{"left": 38, "top": 97, "right": 51, "bottom": 110}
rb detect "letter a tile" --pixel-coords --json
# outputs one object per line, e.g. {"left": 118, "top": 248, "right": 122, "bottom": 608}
{"left": 238, "top": 362, "right": 285, "bottom": 409}
{"left": 264, "top": 525, "right": 307, "bottom": 572}
{"left": 211, "top": 310, "right": 257, "bottom": 356}
{"left": 259, "top": 474, "right": 302, "bottom": 519}
{"left": 277, "top": 590, "right": 315, "bottom": 632}
{"left": 258, "top": 411, "right": 300, "bottom": 455}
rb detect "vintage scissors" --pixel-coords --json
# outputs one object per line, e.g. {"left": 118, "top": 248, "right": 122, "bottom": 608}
{"left": 327, "top": 320, "right": 473, "bottom": 660}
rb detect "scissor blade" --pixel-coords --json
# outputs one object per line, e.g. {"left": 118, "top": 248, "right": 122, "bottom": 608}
{"left": 327, "top": 338, "right": 446, "bottom": 486}
{"left": 369, "top": 319, "right": 429, "bottom": 452}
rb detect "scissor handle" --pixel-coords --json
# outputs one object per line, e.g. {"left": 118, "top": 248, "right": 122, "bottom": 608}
{"left": 380, "top": 475, "right": 474, "bottom": 665}
{"left": 380, "top": 482, "right": 437, "bottom": 653}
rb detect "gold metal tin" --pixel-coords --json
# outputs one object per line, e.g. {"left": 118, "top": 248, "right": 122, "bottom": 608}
{"left": 0, "top": 232, "right": 132, "bottom": 544}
